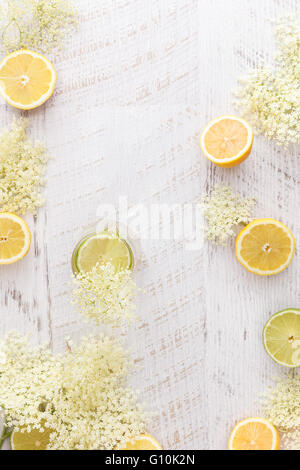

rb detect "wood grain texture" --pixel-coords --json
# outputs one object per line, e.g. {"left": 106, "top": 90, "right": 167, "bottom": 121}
{"left": 0, "top": 0, "right": 299, "bottom": 450}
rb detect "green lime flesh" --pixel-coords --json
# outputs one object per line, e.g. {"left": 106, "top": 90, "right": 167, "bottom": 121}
{"left": 263, "top": 308, "right": 300, "bottom": 368}
{"left": 74, "top": 232, "right": 134, "bottom": 274}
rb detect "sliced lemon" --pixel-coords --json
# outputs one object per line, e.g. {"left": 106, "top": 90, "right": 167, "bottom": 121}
{"left": 11, "top": 426, "right": 51, "bottom": 450}
{"left": 200, "top": 115, "right": 253, "bottom": 168}
{"left": 120, "top": 434, "right": 163, "bottom": 450}
{"left": 229, "top": 418, "right": 280, "bottom": 451}
{"left": 0, "top": 50, "right": 57, "bottom": 110}
{"left": 263, "top": 309, "right": 300, "bottom": 368}
{"left": 235, "top": 219, "right": 295, "bottom": 276}
{"left": 74, "top": 232, "right": 134, "bottom": 274}
{"left": 0, "top": 213, "right": 31, "bottom": 264}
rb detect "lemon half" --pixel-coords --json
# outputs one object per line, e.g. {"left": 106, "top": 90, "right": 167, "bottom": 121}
{"left": 0, "top": 50, "right": 57, "bottom": 110}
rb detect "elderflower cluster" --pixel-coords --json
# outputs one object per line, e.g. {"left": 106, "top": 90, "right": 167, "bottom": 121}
{"left": 0, "top": 0, "right": 78, "bottom": 55}
{"left": 234, "top": 16, "right": 300, "bottom": 147}
{"left": 262, "top": 373, "right": 300, "bottom": 450}
{"left": 201, "top": 185, "right": 256, "bottom": 246}
{"left": 72, "top": 262, "right": 137, "bottom": 326}
{"left": 0, "top": 332, "right": 147, "bottom": 450}
{"left": 0, "top": 119, "right": 49, "bottom": 215}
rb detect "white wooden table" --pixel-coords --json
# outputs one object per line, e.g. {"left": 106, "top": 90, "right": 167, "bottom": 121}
{"left": 0, "top": 0, "right": 299, "bottom": 450}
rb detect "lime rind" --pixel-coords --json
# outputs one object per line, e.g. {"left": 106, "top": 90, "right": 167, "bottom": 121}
{"left": 74, "top": 232, "right": 134, "bottom": 274}
{"left": 74, "top": 233, "right": 114, "bottom": 272}
{"left": 263, "top": 308, "right": 300, "bottom": 368}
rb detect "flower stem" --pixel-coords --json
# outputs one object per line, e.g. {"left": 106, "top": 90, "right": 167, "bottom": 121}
{"left": 0, "top": 426, "right": 12, "bottom": 449}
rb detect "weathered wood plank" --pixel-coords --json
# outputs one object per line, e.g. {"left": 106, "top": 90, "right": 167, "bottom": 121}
{"left": 0, "top": 0, "right": 299, "bottom": 450}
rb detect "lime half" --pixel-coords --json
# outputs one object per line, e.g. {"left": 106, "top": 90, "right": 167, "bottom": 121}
{"left": 74, "top": 232, "right": 134, "bottom": 274}
{"left": 263, "top": 309, "right": 300, "bottom": 368}
{"left": 11, "top": 426, "right": 52, "bottom": 450}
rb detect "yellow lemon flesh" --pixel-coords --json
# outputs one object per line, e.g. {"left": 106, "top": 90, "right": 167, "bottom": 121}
{"left": 0, "top": 50, "right": 57, "bottom": 110}
{"left": 200, "top": 115, "right": 253, "bottom": 168}
{"left": 229, "top": 418, "right": 280, "bottom": 451}
{"left": 0, "top": 213, "right": 31, "bottom": 264}
{"left": 11, "top": 426, "right": 52, "bottom": 450}
{"left": 120, "top": 434, "right": 163, "bottom": 450}
{"left": 235, "top": 219, "right": 295, "bottom": 276}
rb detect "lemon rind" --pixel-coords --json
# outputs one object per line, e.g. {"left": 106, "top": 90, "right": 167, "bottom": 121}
{"left": 228, "top": 417, "right": 280, "bottom": 451}
{"left": 235, "top": 218, "right": 295, "bottom": 276}
{"left": 0, "top": 50, "right": 57, "bottom": 110}
{"left": 0, "top": 213, "right": 31, "bottom": 264}
{"left": 119, "top": 434, "right": 163, "bottom": 450}
{"left": 200, "top": 115, "right": 254, "bottom": 165}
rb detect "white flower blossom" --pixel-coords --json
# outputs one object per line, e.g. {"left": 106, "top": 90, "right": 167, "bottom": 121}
{"left": 262, "top": 373, "right": 300, "bottom": 450}
{"left": 234, "top": 16, "right": 300, "bottom": 147}
{"left": 0, "top": 0, "right": 78, "bottom": 54}
{"left": 72, "top": 262, "right": 138, "bottom": 327}
{"left": 0, "top": 119, "right": 49, "bottom": 215}
{"left": 201, "top": 185, "right": 256, "bottom": 246}
{"left": 0, "top": 332, "right": 147, "bottom": 450}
